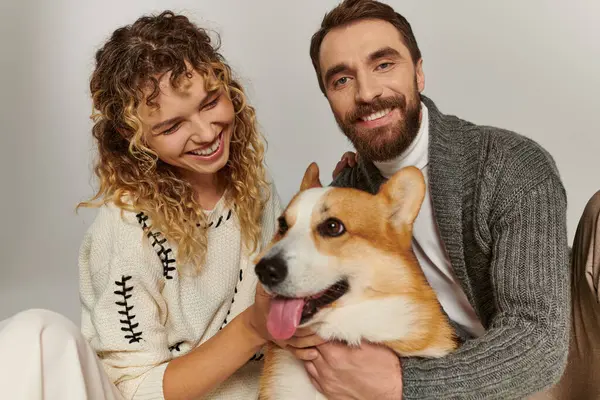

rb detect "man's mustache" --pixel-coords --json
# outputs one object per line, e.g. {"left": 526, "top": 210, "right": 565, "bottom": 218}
{"left": 345, "top": 95, "right": 407, "bottom": 123}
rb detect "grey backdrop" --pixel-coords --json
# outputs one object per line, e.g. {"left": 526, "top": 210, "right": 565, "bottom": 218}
{"left": 1, "top": 0, "right": 598, "bottom": 323}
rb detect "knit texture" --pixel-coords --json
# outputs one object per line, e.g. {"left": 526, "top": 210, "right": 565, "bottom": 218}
{"left": 331, "top": 95, "right": 570, "bottom": 399}
{"left": 79, "top": 179, "right": 282, "bottom": 400}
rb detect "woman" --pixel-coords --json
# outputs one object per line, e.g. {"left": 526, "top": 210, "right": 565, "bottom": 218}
{"left": 0, "top": 10, "right": 349, "bottom": 400}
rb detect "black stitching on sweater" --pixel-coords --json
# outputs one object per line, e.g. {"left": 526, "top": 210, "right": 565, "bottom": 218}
{"left": 136, "top": 212, "right": 176, "bottom": 280}
{"left": 195, "top": 208, "right": 234, "bottom": 229}
{"left": 147, "top": 232, "right": 176, "bottom": 279}
{"left": 219, "top": 267, "right": 244, "bottom": 330}
{"left": 169, "top": 341, "right": 184, "bottom": 352}
{"left": 136, "top": 212, "right": 149, "bottom": 229}
{"left": 114, "top": 275, "right": 143, "bottom": 344}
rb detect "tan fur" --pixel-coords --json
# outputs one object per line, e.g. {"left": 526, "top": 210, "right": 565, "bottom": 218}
{"left": 257, "top": 163, "right": 458, "bottom": 400}
{"left": 258, "top": 344, "right": 276, "bottom": 400}
{"left": 300, "top": 162, "right": 323, "bottom": 191}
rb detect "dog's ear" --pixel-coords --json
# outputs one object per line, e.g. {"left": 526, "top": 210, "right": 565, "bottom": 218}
{"left": 300, "top": 162, "right": 322, "bottom": 191}
{"left": 378, "top": 166, "right": 425, "bottom": 227}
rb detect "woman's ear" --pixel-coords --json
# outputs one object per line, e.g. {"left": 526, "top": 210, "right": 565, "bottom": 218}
{"left": 115, "top": 125, "right": 130, "bottom": 140}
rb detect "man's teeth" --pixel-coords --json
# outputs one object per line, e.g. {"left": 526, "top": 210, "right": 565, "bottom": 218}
{"left": 190, "top": 137, "right": 220, "bottom": 156}
{"left": 361, "top": 108, "right": 392, "bottom": 122}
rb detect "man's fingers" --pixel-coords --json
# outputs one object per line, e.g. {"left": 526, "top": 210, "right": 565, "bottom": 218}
{"left": 344, "top": 152, "right": 357, "bottom": 167}
{"left": 332, "top": 161, "right": 345, "bottom": 179}
{"left": 305, "top": 361, "right": 325, "bottom": 393}
{"left": 289, "top": 347, "right": 319, "bottom": 361}
{"left": 293, "top": 327, "right": 315, "bottom": 337}
{"left": 304, "top": 360, "right": 319, "bottom": 379}
{"left": 315, "top": 341, "right": 345, "bottom": 366}
{"left": 286, "top": 334, "right": 327, "bottom": 349}
{"left": 273, "top": 340, "right": 287, "bottom": 349}
{"left": 332, "top": 151, "right": 358, "bottom": 179}
{"left": 342, "top": 151, "right": 357, "bottom": 166}
{"left": 309, "top": 377, "right": 325, "bottom": 394}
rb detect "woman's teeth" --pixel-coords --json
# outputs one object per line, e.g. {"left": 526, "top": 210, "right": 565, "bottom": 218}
{"left": 190, "top": 137, "right": 220, "bottom": 156}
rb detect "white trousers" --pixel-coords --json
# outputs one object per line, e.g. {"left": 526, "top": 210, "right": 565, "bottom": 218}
{"left": 0, "top": 308, "right": 124, "bottom": 400}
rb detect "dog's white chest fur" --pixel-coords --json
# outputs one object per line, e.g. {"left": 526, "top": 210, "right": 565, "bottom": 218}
{"left": 262, "top": 296, "right": 421, "bottom": 400}
{"left": 265, "top": 349, "right": 321, "bottom": 400}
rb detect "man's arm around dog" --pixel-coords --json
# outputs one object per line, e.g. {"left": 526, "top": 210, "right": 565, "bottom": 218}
{"left": 330, "top": 116, "right": 570, "bottom": 399}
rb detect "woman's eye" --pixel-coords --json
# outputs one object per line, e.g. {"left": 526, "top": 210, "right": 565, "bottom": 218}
{"left": 162, "top": 122, "right": 181, "bottom": 135}
{"left": 203, "top": 95, "right": 220, "bottom": 110}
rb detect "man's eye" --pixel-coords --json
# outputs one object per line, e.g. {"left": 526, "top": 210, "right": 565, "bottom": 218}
{"left": 377, "top": 62, "right": 393, "bottom": 70}
{"left": 334, "top": 77, "right": 349, "bottom": 87}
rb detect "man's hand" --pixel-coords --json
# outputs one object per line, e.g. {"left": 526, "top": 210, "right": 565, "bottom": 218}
{"left": 304, "top": 341, "right": 403, "bottom": 400}
{"left": 332, "top": 151, "right": 358, "bottom": 179}
{"left": 275, "top": 328, "right": 328, "bottom": 360}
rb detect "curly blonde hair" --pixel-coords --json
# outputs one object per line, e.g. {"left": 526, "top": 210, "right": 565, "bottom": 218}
{"left": 78, "top": 11, "right": 269, "bottom": 272}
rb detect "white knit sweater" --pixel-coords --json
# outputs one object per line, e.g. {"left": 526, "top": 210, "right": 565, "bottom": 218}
{"left": 78, "top": 179, "right": 282, "bottom": 400}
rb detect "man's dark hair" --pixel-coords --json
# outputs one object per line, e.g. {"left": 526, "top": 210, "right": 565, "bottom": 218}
{"left": 309, "top": 0, "right": 421, "bottom": 94}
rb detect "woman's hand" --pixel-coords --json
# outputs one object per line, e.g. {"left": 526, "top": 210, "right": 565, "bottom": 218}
{"left": 244, "top": 283, "right": 328, "bottom": 358}
{"left": 241, "top": 283, "right": 273, "bottom": 346}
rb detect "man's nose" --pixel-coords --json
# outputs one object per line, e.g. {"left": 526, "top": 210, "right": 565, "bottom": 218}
{"left": 255, "top": 253, "right": 288, "bottom": 287}
{"left": 355, "top": 72, "right": 383, "bottom": 104}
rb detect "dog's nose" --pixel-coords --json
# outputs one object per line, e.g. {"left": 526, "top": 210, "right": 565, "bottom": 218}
{"left": 255, "top": 254, "right": 287, "bottom": 287}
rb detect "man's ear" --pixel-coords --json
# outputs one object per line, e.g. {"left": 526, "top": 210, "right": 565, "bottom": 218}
{"left": 377, "top": 166, "right": 426, "bottom": 228}
{"left": 415, "top": 58, "right": 425, "bottom": 93}
{"left": 300, "top": 162, "right": 322, "bottom": 191}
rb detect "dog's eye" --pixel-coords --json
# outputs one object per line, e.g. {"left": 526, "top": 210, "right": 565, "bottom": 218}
{"left": 318, "top": 218, "right": 345, "bottom": 237}
{"left": 277, "top": 216, "right": 288, "bottom": 235}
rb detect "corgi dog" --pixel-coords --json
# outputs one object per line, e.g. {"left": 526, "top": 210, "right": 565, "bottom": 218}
{"left": 254, "top": 163, "right": 457, "bottom": 400}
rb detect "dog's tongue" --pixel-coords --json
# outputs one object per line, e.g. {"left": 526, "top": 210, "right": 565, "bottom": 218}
{"left": 267, "top": 297, "right": 305, "bottom": 340}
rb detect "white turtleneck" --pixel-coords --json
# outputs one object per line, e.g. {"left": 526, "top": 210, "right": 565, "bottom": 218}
{"left": 374, "top": 103, "right": 485, "bottom": 338}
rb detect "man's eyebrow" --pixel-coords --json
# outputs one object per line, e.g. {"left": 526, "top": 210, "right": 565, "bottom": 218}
{"left": 150, "top": 89, "right": 218, "bottom": 132}
{"left": 322, "top": 47, "right": 402, "bottom": 87}
{"left": 368, "top": 46, "right": 402, "bottom": 62}
{"left": 323, "top": 63, "right": 351, "bottom": 87}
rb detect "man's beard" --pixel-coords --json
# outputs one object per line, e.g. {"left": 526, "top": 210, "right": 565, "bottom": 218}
{"left": 335, "top": 91, "right": 421, "bottom": 162}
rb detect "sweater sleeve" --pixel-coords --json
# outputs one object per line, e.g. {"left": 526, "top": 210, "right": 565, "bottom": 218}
{"left": 79, "top": 205, "right": 172, "bottom": 400}
{"left": 400, "top": 174, "right": 570, "bottom": 399}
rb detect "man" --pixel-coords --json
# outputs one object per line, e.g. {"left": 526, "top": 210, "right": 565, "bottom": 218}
{"left": 302, "top": 0, "right": 570, "bottom": 398}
